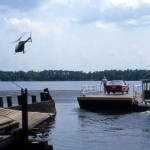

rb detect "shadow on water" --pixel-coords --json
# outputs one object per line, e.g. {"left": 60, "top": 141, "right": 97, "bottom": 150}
{"left": 76, "top": 107, "right": 133, "bottom": 129}
{"left": 77, "top": 106, "right": 133, "bottom": 115}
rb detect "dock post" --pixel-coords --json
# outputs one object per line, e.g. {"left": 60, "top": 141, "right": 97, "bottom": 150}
{"left": 40, "top": 92, "right": 45, "bottom": 101}
{"left": 44, "top": 92, "right": 49, "bottom": 100}
{"left": 17, "top": 95, "right": 22, "bottom": 105}
{"left": 7, "top": 95, "right": 12, "bottom": 107}
{"left": 0, "top": 96, "right": 4, "bottom": 107}
{"left": 32, "top": 95, "right": 37, "bottom": 103}
{"left": 21, "top": 88, "right": 28, "bottom": 144}
{"left": 44, "top": 88, "right": 52, "bottom": 100}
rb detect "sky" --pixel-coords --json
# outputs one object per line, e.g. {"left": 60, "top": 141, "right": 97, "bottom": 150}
{"left": 1, "top": 0, "right": 150, "bottom": 72}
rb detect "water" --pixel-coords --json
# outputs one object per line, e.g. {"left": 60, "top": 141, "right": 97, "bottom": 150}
{"left": 1, "top": 81, "right": 150, "bottom": 150}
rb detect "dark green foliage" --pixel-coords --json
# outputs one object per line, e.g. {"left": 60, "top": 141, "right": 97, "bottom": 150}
{"left": 0, "top": 69, "right": 150, "bottom": 81}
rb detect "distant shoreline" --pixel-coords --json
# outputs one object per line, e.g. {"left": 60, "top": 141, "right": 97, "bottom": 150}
{"left": 0, "top": 69, "right": 149, "bottom": 81}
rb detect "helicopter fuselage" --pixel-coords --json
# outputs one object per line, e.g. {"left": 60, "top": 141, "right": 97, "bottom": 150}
{"left": 15, "top": 41, "right": 25, "bottom": 53}
{"left": 15, "top": 37, "right": 32, "bottom": 53}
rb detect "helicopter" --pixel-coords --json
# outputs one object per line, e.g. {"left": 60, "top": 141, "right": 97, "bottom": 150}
{"left": 14, "top": 32, "right": 32, "bottom": 54}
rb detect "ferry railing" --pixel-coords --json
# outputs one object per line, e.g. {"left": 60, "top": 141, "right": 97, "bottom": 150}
{"left": 81, "top": 84, "right": 103, "bottom": 95}
{"left": 133, "top": 85, "right": 142, "bottom": 96}
{"left": 133, "top": 84, "right": 142, "bottom": 102}
{"left": 81, "top": 84, "right": 142, "bottom": 96}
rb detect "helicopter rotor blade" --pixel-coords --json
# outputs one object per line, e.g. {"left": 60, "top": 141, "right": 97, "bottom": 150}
{"left": 12, "top": 32, "right": 30, "bottom": 43}
{"left": 13, "top": 36, "right": 23, "bottom": 43}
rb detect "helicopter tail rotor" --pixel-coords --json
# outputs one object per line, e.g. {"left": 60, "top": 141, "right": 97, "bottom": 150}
{"left": 29, "top": 32, "right": 32, "bottom": 42}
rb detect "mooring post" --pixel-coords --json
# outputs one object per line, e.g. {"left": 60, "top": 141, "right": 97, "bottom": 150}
{"left": 7, "top": 95, "right": 12, "bottom": 107}
{"left": 44, "top": 88, "right": 52, "bottom": 100}
{"left": 32, "top": 95, "right": 37, "bottom": 103}
{"left": 0, "top": 96, "right": 4, "bottom": 107}
{"left": 40, "top": 92, "right": 45, "bottom": 101}
{"left": 17, "top": 95, "right": 22, "bottom": 105}
{"left": 44, "top": 92, "right": 49, "bottom": 101}
{"left": 21, "top": 88, "right": 28, "bottom": 144}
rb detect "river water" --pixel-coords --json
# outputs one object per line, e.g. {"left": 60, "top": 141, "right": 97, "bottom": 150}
{"left": 0, "top": 81, "right": 150, "bottom": 150}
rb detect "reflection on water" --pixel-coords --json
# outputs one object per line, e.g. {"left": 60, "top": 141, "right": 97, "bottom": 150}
{"left": 29, "top": 118, "right": 55, "bottom": 140}
{"left": 47, "top": 101, "right": 150, "bottom": 150}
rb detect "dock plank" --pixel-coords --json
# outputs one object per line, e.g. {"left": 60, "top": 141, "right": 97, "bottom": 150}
{"left": 0, "top": 116, "right": 14, "bottom": 126}
{"left": 0, "top": 108, "right": 54, "bottom": 130}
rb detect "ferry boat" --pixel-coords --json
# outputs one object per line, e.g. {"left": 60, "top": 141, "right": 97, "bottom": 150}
{"left": 77, "top": 79, "right": 150, "bottom": 112}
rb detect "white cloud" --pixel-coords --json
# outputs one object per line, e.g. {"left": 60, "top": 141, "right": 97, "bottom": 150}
{"left": 4, "top": 18, "right": 31, "bottom": 29}
{"left": 95, "top": 21, "right": 117, "bottom": 30}
{"left": 102, "top": 0, "right": 150, "bottom": 10}
{"left": 97, "top": 1, "right": 150, "bottom": 24}
{"left": 50, "top": 0, "right": 74, "bottom": 6}
{"left": 50, "top": 0, "right": 91, "bottom": 7}
{"left": 108, "top": 0, "right": 140, "bottom": 9}
{"left": 125, "top": 15, "right": 150, "bottom": 27}
{"left": 4, "top": 17, "right": 62, "bottom": 37}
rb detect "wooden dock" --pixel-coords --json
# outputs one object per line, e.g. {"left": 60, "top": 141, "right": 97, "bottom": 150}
{"left": 0, "top": 107, "right": 55, "bottom": 149}
{"left": 0, "top": 107, "right": 54, "bottom": 130}
{"left": 0, "top": 88, "right": 55, "bottom": 150}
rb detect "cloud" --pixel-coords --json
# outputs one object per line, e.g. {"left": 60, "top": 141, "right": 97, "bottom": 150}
{"left": 50, "top": 0, "right": 91, "bottom": 7}
{"left": 0, "top": 0, "right": 46, "bottom": 11}
{"left": 2, "top": 0, "right": 148, "bottom": 29}
{"left": 95, "top": 21, "right": 117, "bottom": 30}
{"left": 52, "top": 0, "right": 150, "bottom": 28}
{"left": 4, "top": 17, "right": 61, "bottom": 37}
{"left": 106, "top": 0, "right": 140, "bottom": 9}
{"left": 98, "top": 0, "right": 150, "bottom": 27}
{"left": 2, "top": 0, "right": 150, "bottom": 29}
{"left": 123, "top": 15, "right": 150, "bottom": 27}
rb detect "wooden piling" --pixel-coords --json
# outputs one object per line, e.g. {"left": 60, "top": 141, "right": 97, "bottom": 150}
{"left": 7, "top": 96, "right": 12, "bottom": 107}
{"left": 40, "top": 92, "right": 45, "bottom": 101}
{"left": 17, "top": 95, "right": 22, "bottom": 105}
{"left": 21, "top": 88, "right": 28, "bottom": 144}
{"left": 32, "top": 95, "right": 36, "bottom": 103}
{"left": 44, "top": 88, "right": 52, "bottom": 100}
{"left": 0, "top": 96, "right": 4, "bottom": 107}
{"left": 44, "top": 92, "right": 49, "bottom": 100}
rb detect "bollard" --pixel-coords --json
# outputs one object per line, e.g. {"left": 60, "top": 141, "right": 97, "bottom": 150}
{"left": 44, "top": 88, "right": 49, "bottom": 93}
{"left": 40, "top": 92, "right": 45, "bottom": 101}
{"left": 32, "top": 95, "right": 37, "bottom": 103}
{"left": 17, "top": 95, "right": 22, "bottom": 105}
{"left": 44, "top": 92, "right": 49, "bottom": 101}
{"left": 44, "top": 88, "right": 52, "bottom": 100}
{"left": 0, "top": 96, "right": 4, "bottom": 107}
{"left": 7, "top": 95, "right": 12, "bottom": 107}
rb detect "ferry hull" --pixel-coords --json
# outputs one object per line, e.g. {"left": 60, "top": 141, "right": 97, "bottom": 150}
{"left": 77, "top": 95, "right": 134, "bottom": 111}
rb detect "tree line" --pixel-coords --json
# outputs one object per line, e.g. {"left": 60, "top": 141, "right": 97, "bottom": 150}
{"left": 0, "top": 69, "right": 150, "bottom": 81}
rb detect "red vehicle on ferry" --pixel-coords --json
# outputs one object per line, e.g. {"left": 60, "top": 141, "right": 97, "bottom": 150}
{"left": 106, "top": 80, "right": 129, "bottom": 94}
